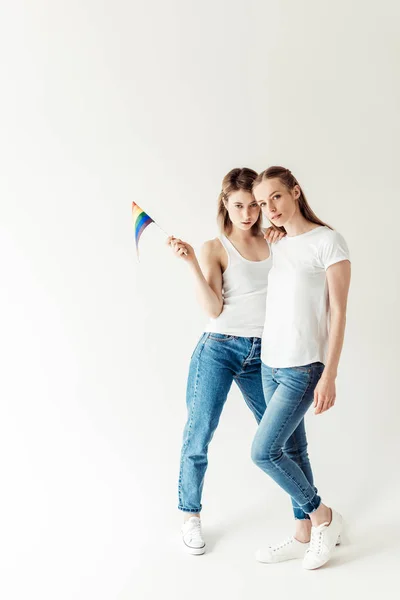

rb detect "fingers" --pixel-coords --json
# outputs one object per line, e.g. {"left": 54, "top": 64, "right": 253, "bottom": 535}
{"left": 315, "top": 396, "right": 324, "bottom": 414}
{"left": 264, "top": 227, "right": 275, "bottom": 242}
{"left": 264, "top": 227, "right": 285, "bottom": 244}
{"left": 314, "top": 393, "right": 336, "bottom": 414}
{"left": 173, "top": 241, "right": 188, "bottom": 257}
{"left": 167, "top": 235, "right": 190, "bottom": 259}
{"left": 314, "top": 390, "right": 323, "bottom": 414}
{"left": 167, "top": 235, "right": 180, "bottom": 248}
{"left": 167, "top": 236, "right": 184, "bottom": 251}
{"left": 267, "top": 230, "right": 277, "bottom": 243}
{"left": 168, "top": 236, "right": 183, "bottom": 245}
{"left": 272, "top": 230, "right": 281, "bottom": 243}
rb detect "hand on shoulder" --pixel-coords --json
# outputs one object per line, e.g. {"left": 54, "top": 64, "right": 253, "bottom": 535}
{"left": 263, "top": 226, "right": 286, "bottom": 244}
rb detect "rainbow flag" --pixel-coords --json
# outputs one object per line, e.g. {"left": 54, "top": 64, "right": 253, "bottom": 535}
{"left": 132, "top": 202, "right": 155, "bottom": 258}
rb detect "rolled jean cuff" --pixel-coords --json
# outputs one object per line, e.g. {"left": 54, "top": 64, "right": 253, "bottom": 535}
{"left": 178, "top": 505, "right": 202, "bottom": 513}
{"left": 299, "top": 493, "right": 321, "bottom": 514}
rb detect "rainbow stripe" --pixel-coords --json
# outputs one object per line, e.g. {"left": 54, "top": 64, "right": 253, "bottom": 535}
{"left": 132, "top": 202, "right": 154, "bottom": 256}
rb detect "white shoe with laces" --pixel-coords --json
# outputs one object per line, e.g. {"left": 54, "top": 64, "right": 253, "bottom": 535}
{"left": 302, "top": 509, "right": 343, "bottom": 570}
{"left": 182, "top": 517, "right": 205, "bottom": 555}
{"left": 255, "top": 536, "right": 309, "bottom": 563}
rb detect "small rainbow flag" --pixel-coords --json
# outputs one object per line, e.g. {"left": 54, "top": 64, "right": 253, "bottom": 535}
{"left": 132, "top": 202, "right": 155, "bottom": 258}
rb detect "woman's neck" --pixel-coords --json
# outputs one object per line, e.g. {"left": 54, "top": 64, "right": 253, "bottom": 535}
{"left": 284, "top": 212, "right": 321, "bottom": 238}
{"left": 228, "top": 227, "right": 257, "bottom": 242}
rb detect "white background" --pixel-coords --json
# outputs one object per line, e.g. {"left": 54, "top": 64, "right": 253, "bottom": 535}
{"left": 1, "top": 1, "right": 399, "bottom": 599}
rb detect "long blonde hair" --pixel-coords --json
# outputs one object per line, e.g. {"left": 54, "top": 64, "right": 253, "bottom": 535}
{"left": 253, "top": 166, "right": 332, "bottom": 232}
{"left": 217, "top": 167, "right": 261, "bottom": 235}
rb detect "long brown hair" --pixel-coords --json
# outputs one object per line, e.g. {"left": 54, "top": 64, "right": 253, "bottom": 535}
{"left": 253, "top": 166, "right": 331, "bottom": 232}
{"left": 217, "top": 167, "right": 261, "bottom": 235}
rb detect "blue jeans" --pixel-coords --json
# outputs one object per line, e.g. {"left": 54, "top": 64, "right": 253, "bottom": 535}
{"left": 178, "top": 333, "right": 266, "bottom": 513}
{"left": 251, "top": 362, "right": 325, "bottom": 518}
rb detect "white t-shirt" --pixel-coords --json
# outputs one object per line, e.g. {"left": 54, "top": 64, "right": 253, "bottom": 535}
{"left": 261, "top": 226, "right": 350, "bottom": 368}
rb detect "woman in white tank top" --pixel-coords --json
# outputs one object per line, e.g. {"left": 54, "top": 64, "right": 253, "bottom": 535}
{"left": 167, "top": 167, "right": 283, "bottom": 555}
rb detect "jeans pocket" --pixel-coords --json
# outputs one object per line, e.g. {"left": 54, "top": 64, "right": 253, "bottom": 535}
{"left": 208, "top": 333, "right": 236, "bottom": 342}
{"left": 313, "top": 362, "right": 325, "bottom": 375}
{"left": 190, "top": 332, "right": 208, "bottom": 359}
{"left": 292, "top": 365, "right": 312, "bottom": 373}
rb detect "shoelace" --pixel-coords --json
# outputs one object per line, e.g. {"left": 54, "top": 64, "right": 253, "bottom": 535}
{"left": 271, "top": 537, "right": 293, "bottom": 552}
{"left": 308, "top": 523, "right": 329, "bottom": 555}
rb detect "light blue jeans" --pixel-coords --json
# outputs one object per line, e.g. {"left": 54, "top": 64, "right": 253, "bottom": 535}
{"left": 178, "top": 333, "right": 265, "bottom": 513}
{"left": 251, "top": 362, "right": 325, "bottom": 518}
{"left": 178, "top": 333, "right": 314, "bottom": 519}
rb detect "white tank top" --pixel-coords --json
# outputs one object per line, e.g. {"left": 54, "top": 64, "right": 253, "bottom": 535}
{"left": 205, "top": 235, "right": 272, "bottom": 338}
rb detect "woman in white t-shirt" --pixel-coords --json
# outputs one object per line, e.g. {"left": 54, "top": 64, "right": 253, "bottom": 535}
{"left": 251, "top": 166, "right": 351, "bottom": 571}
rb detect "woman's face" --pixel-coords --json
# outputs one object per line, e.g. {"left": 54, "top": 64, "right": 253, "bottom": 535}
{"left": 225, "top": 190, "right": 260, "bottom": 231}
{"left": 253, "top": 177, "right": 300, "bottom": 228}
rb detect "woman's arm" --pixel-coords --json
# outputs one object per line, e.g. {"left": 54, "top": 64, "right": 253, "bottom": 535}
{"left": 167, "top": 237, "right": 223, "bottom": 318}
{"left": 314, "top": 260, "right": 351, "bottom": 415}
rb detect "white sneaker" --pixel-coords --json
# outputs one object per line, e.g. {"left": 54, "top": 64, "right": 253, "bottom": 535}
{"left": 302, "top": 509, "right": 343, "bottom": 570}
{"left": 182, "top": 517, "right": 205, "bottom": 555}
{"left": 255, "top": 536, "right": 309, "bottom": 563}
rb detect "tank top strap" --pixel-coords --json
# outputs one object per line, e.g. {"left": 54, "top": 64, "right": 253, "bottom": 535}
{"left": 261, "top": 229, "right": 272, "bottom": 252}
{"left": 218, "top": 234, "right": 230, "bottom": 253}
{"left": 219, "top": 235, "right": 243, "bottom": 263}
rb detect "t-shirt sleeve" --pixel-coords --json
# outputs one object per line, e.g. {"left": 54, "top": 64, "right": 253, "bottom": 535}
{"left": 319, "top": 230, "right": 350, "bottom": 270}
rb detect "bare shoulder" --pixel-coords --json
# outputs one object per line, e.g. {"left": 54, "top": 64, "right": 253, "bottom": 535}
{"left": 200, "top": 238, "right": 225, "bottom": 269}
{"left": 201, "top": 237, "right": 223, "bottom": 257}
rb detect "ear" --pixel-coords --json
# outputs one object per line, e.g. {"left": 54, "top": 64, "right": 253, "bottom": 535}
{"left": 293, "top": 184, "right": 301, "bottom": 200}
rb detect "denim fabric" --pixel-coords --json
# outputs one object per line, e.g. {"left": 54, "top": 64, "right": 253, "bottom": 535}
{"left": 178, "top": 333, "right": 265, "bottom": 513}
{"left": 251, "top": 362, "right": 325, "bottom": 517}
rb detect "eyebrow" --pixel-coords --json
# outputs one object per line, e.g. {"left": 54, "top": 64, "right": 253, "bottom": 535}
{"left": 234, "top": 200, "right": 257, "bottom": 204}
{"left": 256, "top": 191, "right": 280, "bottom": 203}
